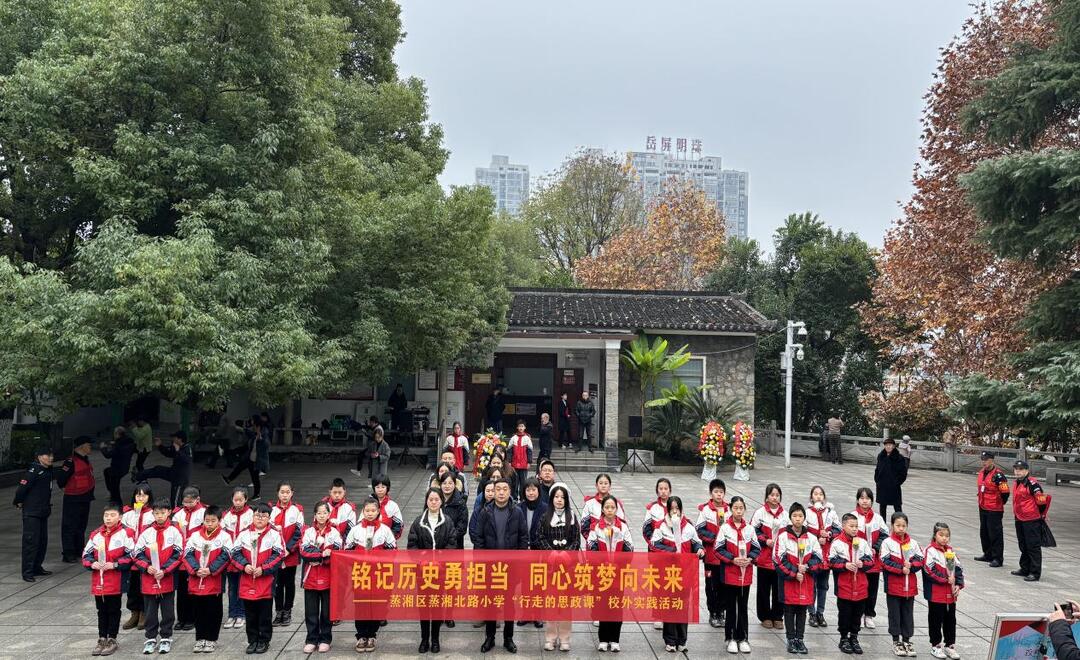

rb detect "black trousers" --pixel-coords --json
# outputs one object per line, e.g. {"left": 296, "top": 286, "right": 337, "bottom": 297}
{"left": 756, "top": 567, "right": 782, "bottom": 621}
{"left": 274, "top": 566, "right": 297, "bottom": 611}
{"left": 485, "top": 619, "right": 513, "bottom": 642}
{"left": 827, "top": 433, "right": 842, "bottom": 462}
{"left": 144, "top": 592, "right": 175, "bottom": 640}
{"left": 722, "top": 583, "right": 750, "bottom": 642}
{"left": 865, "top": 572, "right": 880, "bottom": 618}
{"left": 304, "top": 589, "right": 332, "bottom": 645}
{"left": 704, "top": 564, "right": 724, "bottom": 616}
{"left": 226, "top": 458, "right": 261, "bottom": 499}
{"left": 662, "top": 622, "right": 688, "bottom": 647}
{"left": 879, "top": 501, "right": 901, "bottom": 520}
{"left": 420, "top": 619, "right": 442, "bottom": 643}
{"left": 127, "top": 569, "right": 144, "bottom": 612}
{"left": 21, "top": 513, "right": 48, "bottom": 577}
{"left": 244, "top": 598, "right": 273, "bottom": 644}
{"left": 886, "top": 595, "right": 914, "bottom": 641}
{"left": 133, "top": 466, "right": 185, "bottom": 508}
{"left": 979, "top": 509, "right": 1005, "bottom": 562}
{"left": 928, "top": 601, "right": 956, "bottom": 646}
{"left": 190, "top": 594, "right": 222, "bottom": 642}
{"left": 837, "top": 597, "right": 865, "bottom": 639}
{"left": 558, "top": 421, "right": 571, "bottom": 446}
{"left": 95, "top": 594, "right": 122, "bottom": 638}
{"left": 577, "top": 421, "right": 593, "bottom": 450}
{"left": 103, "top": 467, "right": 124, "bottom": 505}
{"left": 1015, "top": 519, "right": 1042, "bottom": 577}
{"left": 784, "top": 604, "right": 807, "bottom": 640}
{"left": 598, "top": 620, "right": 622, "bottom": 643}
{"left": 60, "top": 496, "right": 91, "bottom": 559}
{"left": 135, "top": 450, "right": 149, "bottom": 472}
{"left": 175, "top": 571, "right": 194, "bottom": 625}
{"left": 355, "top": 619, "right": 379, "bottom": 639}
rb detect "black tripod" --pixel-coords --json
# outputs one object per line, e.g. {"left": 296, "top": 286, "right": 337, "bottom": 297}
{"left": 621, "top": 446, "right": 653, "bottom": 474}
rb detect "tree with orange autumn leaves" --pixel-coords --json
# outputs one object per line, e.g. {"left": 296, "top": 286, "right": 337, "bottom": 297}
{"left": 859, "top": 0, "right": 1070, "bottom": 438}
{"left": 575, "top": 177, "right": 726, "bottom": 290}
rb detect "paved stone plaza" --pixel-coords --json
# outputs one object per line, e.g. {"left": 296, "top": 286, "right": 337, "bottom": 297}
{"left": 1, "top": 452, "right": 1076, "bottom": 659}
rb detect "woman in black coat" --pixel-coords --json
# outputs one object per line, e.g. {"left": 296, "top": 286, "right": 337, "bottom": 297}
{"left": 407, "top": 488, "right": 457, "bottom": 653}
{"left": 874, "top": 437, "right": 908, "bottom": 518}
{"left": 536, "top": 483, "right": 580, "bottom": 650}
{"left": 438, "top": 472, "right": 470, "bottom": 548}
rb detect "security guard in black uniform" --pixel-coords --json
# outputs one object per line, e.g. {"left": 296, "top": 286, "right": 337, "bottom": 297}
{"left": 13, "top": 445, "right": 56, "bottom": 582}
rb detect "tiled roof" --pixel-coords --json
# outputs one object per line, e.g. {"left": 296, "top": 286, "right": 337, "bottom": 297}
{"left": 508, "top": 288, "right": 775, "bottom": 334}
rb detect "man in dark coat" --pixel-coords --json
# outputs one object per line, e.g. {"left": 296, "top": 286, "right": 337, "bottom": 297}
{"left": 473, "top": 479, "right": 528, "bottom": 654}
{"left": 13, "top": 445, "right": 56, "bottom": 581}
{"left": 102, "top": 426, "right": 136, "bottom": 504}
{"left": 484, "top": 388, "right": 504, "bottom": 434}
{"left": 133, "top": 430, "right": 192, "bottom": 507}
{"left": 874, "top": 437, "right": 907, "bottom": 519}
{"left": 557, "top": 393, "right": 572, "bottom": 448}
{"left": 574, "top": 391, "right": 597, "bottom": 453}
{"left": 388, "top": 384, "right": 408, "bottom": 432}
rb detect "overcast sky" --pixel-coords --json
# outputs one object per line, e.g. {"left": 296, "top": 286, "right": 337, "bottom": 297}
{"left": 393, "top": 1, "right": 979, "bottom": 249}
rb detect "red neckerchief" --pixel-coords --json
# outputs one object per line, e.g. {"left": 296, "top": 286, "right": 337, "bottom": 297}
{"left": 809, "top": 504, "right": 827, "bottom": 533}
{"left": 929, "top": 540, "right": 948, "bottom": 553}
{"left": 152, "top": 521, "right": 170, "bottom": 552}
{"left": 844, "top": 533, "right": 859, "bottom": 560}
{"left": 101, "top": 523, "right": 120, "bottom": 547}
{"left": 360, "top": 518, "right": 379, "bottom": 529}
{"left": 650, "top": 497, "right": 668, "bottom": 513}
{"left": 249, "top": 526, "right": 269, "bottom": 560}
{"left": 273, "top": 502, "right": 291, "bottom": 528}
{"left": 202, "top": 527, "right": 221, "bottom": 542}
{"left": 855, "top": 506, "right": 875, "bottom": 538}
{"left": 764, "top": 502, "right": 784, "bottom": 518}
{"left": 891, "top": 532, "right": 910, "bottom": 546}
{"left": 729, "top": 518, "right": 746, "bottom": 543}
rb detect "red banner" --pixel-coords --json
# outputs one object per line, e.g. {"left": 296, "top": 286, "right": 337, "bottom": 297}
{"left": 329, "top": 549, "right": 699, "bottom": 623}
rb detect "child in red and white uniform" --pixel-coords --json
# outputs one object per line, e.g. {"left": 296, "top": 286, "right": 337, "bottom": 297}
{"left": 344, "top": 497, "right": 397, "bottom": 653}
{"left": 580, "top": 473, "right": 626, "bottom": 539}
{"left": 829, "top": 512, "right": 875, "bottom": 655}
{"left": 715, "top": 496, "right": 760, "bottom": 654}
{"left": 642, "top": 477, "right": 672, "bottom": 549}
{"left": 221, "top": 486, "right": 254, "bottom": 629}
{"left": 506, "top": 420, "right": 533, "bottom": 499}
{"left": 650, "top": 496, "right": 705, "bottom": 653}
{"left": 300, "top": 502, "right": 343, "bottom": 654}
{"left": 323, "top": 478, "right": 357, "bottom": 537}
{"left": 171, "top": 485, "right": 206, "bottom": 632}
{"left": 443, "top": 422, "right": 470, "bottom": 471}
{"left": 182, "top": 505, "right": 231, "bottom": 653}
{"left": 851, "top": 486, "right": 888, "bottom": 629}
{"left": 133, "top": 499, "right": 185, "bottom": 655}
{"left": 750, "top": 482, "right": 788, "bottom": 629}
{"left": 922, "top": 522, "right": 964, "bottom": 660}
{"left": 879, "top": 511, "right": 924, "bottom": 657}
{"left": 806, "top": 485, "right": 840, "bottom": 628}
{"left": 121, "top": 483, "right": 156, "bottom": 631}
{"left": 83, "top": 503, "right": 133, "bottom": 656}
{"left": 696, "top": 478, "right": 729, "bottom": 628}
{"left": 586, "top": 494, "right": 633, "bottom": 652}
{"left": 231, "top": 502, "right": 285, "bottom": 655}
{"left": 775, "top": 502, "right": 824, "bottom": 655}
{"left": 372, "top": 476, "right": 403, "bottom": 539}
{"left": 270, "top": 481, "right": 304, "bottom": 627}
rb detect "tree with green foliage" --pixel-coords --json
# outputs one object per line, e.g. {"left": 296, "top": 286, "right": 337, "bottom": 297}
{"left": 947, "top": 0, "right": 1080, "bottom": 448}
{"left": 707, "top": 213, "right": 886, "bottom": 434}
{"left": 0, "top": 0, "right": 507, "bottom": 421}
{"left": 620, "top": 335, "right": 691, "bottom": 424}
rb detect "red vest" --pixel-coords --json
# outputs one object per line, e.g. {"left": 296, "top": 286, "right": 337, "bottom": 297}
{"left": 977, "top": 466, "right": 1009, "bottom": 512}
{"left": 63, "top": 454, "right": 96, "bottom": 496}
{"left": 1012, "top": 478, "right": 1047, "bottom": 522}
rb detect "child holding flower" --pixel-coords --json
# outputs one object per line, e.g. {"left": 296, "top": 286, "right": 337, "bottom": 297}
{"left": 774, "top": 502, "right": 824, "bottom": 655}
{"left": 922, "top": 522, "right": 964, "bottom": 659}
{"left": 880, "top": 512, "right": 924, "bottom": 657}
{"left": 828, "top": 512, "right": 875, "bottom": 655}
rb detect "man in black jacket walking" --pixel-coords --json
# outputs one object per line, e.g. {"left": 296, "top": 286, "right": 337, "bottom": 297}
{"left": 574, "top": 391, "right": 597, "bottom": 453}
{"left": 102, "top": 426, "right": 136, "bottom": 504}
{"left": 13, "top": 446, "right": 56, "bottom": 582}
{"left": 133, "top": 430, "right": 192, "bottom": 507}
{"left": 473, "top": 479, "right": 528, "bottom": 654}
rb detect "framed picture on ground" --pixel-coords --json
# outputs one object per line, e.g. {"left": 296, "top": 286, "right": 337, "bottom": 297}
{"left": 987, "top": 613, "right": 1074, "bottom": 659}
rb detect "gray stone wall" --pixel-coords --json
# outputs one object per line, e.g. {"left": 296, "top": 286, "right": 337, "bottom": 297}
{"left": 618, "top": 333, "right": 757, "bottom": 440}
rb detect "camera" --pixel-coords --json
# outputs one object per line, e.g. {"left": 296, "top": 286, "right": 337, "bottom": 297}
{"left": 1061, "top": 602, "right": 1075, "bottom": 619}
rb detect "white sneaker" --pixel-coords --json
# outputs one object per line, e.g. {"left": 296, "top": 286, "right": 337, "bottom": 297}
{"left": 945, "top": 645, "right": 961, "bottom": 659}
{"left": 593, "top": 621, "right": 599, "bottom": 627}
{"left": 727, "top": 640, "right": 738, "bottom": 654}
{"left": 931, "top": 644, "right": 947, "bottom": 659}
{"left": 677, "top": 646, "right": 687, "bottom": 652}
{"left": 223, "top": 617, "right": 234, "bottom": 629}
{"left": 203, "top": 641, "right": 216, "bottom": 653}
{"left": 610, "top": 643, "right": 620, "bottom": 652}
{"left": 560, "top": 642, "right": 571, "bottom": 652}
{"left": 665, "top": 645, "right": 676, "bottom": 653}
{"left": 739, "top": 641, "right": 752, "bottom": 653}
{"left": 194, "top": 639, "right": 206, "bottom": 653}
{"left": 894, "top": 641, "right": 907, "bottom": 657}
{"left": 235, "top": 618, "right": 245, "bottom": 629}
{"left": 350, "top": 469, "right": 363, "bottom": 478}
{"left": 143, "top": 639, "right": 158, "bottom": 655}
{"left": 864, "top": 615, "right": 876, "bottom": 629}
{"left": 653, "top": 622, "right": 663, "bottom": 630}
{"left": 544, "top": 641, "right": 555, "bottom": 651}
{"left": 158, "top": 638, "right": 172, "bottom": 654}
{"left": 906, "top": 642, "right": 918, "bottom": 657}
{"left": 597, "top": 642, "right": 609, "bottom": 652}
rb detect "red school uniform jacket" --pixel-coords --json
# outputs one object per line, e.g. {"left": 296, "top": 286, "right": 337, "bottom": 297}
{"left": 805, "top": 503, "right": 840, "bottom": 558}
{"left": 642, "top": 498, "right": 668, "bottom": 549}
{"left": 122, "top": 505, "right": 155, "bottom": 538}
{"left": 586, "top": 516, "right": 634, "bottom": 553}
{"left": 299, "top": 524, "right": 344, "bottom": 591}
{"left": 322, "top": 496, "right": 357, "bottom": 537}
{"left": 827, "top": 534, "right": 875, "bottom": 601}
{"left": 377, "top": 496, "right": 403, "bottom": 540}
{"left": 750, "top": 503, "right": 789, "bottom": 570}
{"left": 172, "top": 502, "right": 206, "bottom": 544}
{"left": 879, "top": 533, "right": 924, "bottom": 598}
{"left": 82, "top": 524, "right": 134, "bottom": 596}
{"left": 231, "top": 526, "right": 285, "bottom": 600}
{"left": 714, "top": 518, "right": 761, "bottom": 587}
{"left": 977, "top": 465, "right": 1010, "bottom": 512}
{"left": 221, "top": 505, "right": 254, "bottom": 572}
{"left": 851, "top": 507, "right": 888, "bottom": 573}
{"left": 133, "top": 522, "right": 185, "bottom": 595}
{"left": 580, "top": 493, "right": 627, "bottom": 539}
{"left": 444, "top": 434, "right": 470, "bottom": 471}
{"left": 922, "top": 541, "right": 965, "bottom": 605}
{"left": 775, "top": 526, "right": 824, "bottom": 606}
{"left": 271, "top": 501, "right": 305, "bottom": 568}
{"left": 649, "top": 516, "right": 703, "bottom": 555}
{"left": 183, "top": 527, "right": 232, "bottom": 596}
{"left": 695, "top": 499, "right": 729, "bottom": 565}
{"left": 508, "top": 433, "right": 532, "bottom": 471}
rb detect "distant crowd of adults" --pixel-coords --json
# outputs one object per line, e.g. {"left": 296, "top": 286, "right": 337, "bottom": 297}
{"left": 485, "top": 388, "right": 599, "bottom": 453}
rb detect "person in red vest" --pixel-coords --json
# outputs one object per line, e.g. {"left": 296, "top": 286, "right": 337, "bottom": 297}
{"left": 974, "top": 451, "right": 1010, "bottom": 568}
{"left": 58, "top": 436, "right": 97, "bottom": 563}
{"left": 1009, "top": 460, "right": 1049, "bottom": 582}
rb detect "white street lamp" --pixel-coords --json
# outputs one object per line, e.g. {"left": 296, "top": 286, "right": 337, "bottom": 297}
{"left": 781, "top": 320, "right": 807, "bottom": 468}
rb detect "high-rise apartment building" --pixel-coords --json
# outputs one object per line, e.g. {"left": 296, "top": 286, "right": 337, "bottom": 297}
{"left": 475, "top": 155, "right": 530, "bottom": 216}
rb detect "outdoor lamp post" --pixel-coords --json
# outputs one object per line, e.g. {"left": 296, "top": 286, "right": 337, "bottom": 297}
{"left": 781, "top": 320, "right": 807, "bottom": 469}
